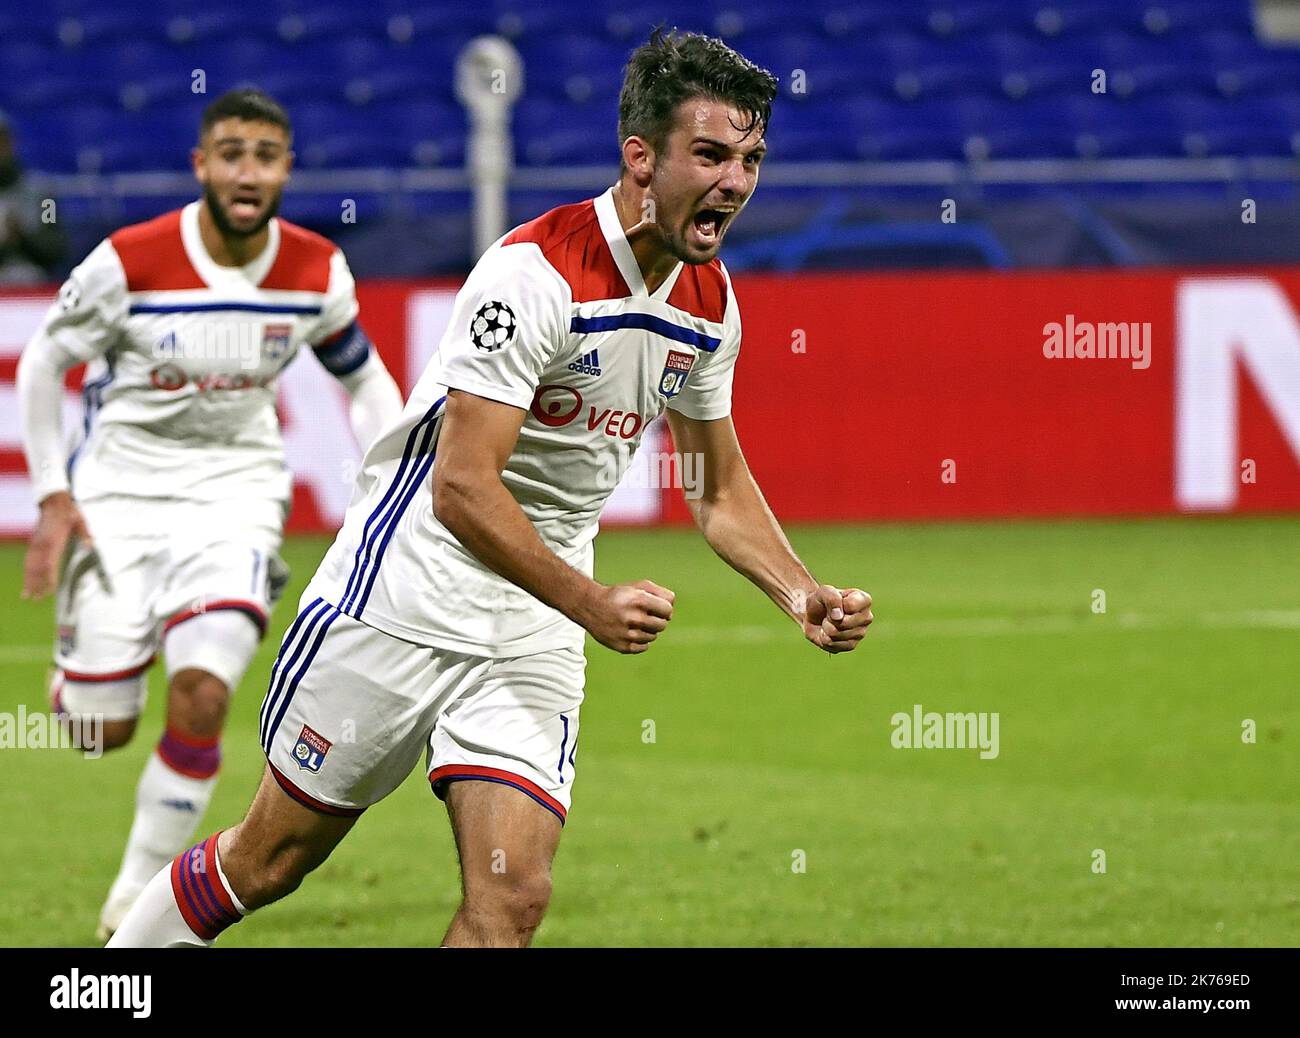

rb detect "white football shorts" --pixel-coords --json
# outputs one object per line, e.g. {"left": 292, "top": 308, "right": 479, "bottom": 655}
{"left": 259, "top": 594, "right": 585, "bottom": 824}
{"left": 52, "top": 494, "right": 286, "bottom": 719}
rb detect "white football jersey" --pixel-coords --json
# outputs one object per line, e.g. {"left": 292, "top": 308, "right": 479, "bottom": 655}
{"left": 305, "top": 187, "right": 742, "bottom": 656}
{"left": 30, "top": 201, "right": 366, "bottom": 504}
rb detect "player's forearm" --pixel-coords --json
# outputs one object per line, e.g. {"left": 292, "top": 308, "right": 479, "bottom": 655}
{"left": 433, "top": 473, "right": 602, "bottom": 628}
{"left": 691, "top": 468, "right": 817, "bottom": 624}
{"left": 16, "top": 337, "right": 73, "bottom": 503}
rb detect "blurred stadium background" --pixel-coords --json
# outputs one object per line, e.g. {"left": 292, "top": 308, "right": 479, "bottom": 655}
{"left": 1, "top": 1, "right": 1299, "bottom": 946}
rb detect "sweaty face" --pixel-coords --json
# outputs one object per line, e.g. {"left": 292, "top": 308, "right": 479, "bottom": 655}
{"left": 193, "top": 118, "right": 292, "bottom": 238}
{"left": 648, "top": 99, "right": 766, "bottom": 265}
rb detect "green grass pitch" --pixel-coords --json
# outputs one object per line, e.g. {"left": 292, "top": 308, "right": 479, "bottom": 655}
{"left": 1, "top": 517, "right": 1297, "bottom": 946}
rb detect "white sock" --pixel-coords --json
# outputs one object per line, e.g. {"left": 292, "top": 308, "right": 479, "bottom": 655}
{"left": 107, "top": 832, "right": 246, "bottom": 948}
{"left": 104, "top": 752, "right": 217, "bottom": 913}
{"left": 105, "top": 860, "right": 212, "bottom": 947}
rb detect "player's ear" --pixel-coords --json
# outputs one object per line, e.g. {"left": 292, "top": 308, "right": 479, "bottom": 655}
{"left": 621, "top": 135, "right": 654, "bottom": 188}
{"left": 189, "top": 146, "right": 205, "bottom": 183}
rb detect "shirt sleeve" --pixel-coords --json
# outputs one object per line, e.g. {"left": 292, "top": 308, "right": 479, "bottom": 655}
{"left": 666, "top": 264, "right": 741, "bottom": 421}
{"left": 310, "top": 249, "right": 362, "bottom": 345}
{"left": 18, "top": 238, "right": 126, "bottom": 501}
{"left": 28, "top": 237, "right": 127, "bottom": 366}
{"left": 436, "top": 241, "right": 570, "bottom": 411}
{"left": 310, "top": 250, "right": 376, "bottom": 378}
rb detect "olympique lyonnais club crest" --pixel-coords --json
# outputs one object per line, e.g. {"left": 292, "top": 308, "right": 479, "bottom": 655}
{"left": 292, "top": 725, "right": 332, "bottom": 773}
{"left": 263, "top": 323, "right": 293, "bottom": 361}
{"left": 659, "top": 349, "right": 695, "bottom": 398}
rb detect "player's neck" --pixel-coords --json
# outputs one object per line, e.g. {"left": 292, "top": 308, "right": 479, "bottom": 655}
{"left": 612, "top": 181, "right": 679, "bottom": 296}
{"left": 196, "top": 200, "right": 271, "bottom": 268}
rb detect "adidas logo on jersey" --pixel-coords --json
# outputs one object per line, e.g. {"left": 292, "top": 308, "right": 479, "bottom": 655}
{"left": 567, "top": 349, "right": 602, "bottom": 377}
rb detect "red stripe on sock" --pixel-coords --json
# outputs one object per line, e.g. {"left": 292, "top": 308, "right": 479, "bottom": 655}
{"left": 169, "top": 836, "right": 241, "bottom": 941}
{"left": 156, "top": 729, "right": 221, "bottom": 779}
{"left": 201, "top": 833, "right": 239, "bottom": 918}
{"left": 170, "top": 850, "right": 216, "bottom": 940}
{"left": 164, "top": 725, "right": 220, "bottom": 748}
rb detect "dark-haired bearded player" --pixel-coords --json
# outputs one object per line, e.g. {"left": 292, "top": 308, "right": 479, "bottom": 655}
{"left": 109, "top": 30, "right": 870, "bottom": 949}
{"left": 18, "top": 88, "right": 403, "bottom": 941}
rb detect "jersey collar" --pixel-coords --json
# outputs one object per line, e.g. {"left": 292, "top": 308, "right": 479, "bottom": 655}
{"left": 180, "top": 200, "right": 282, "bottom": 288}
{"left": 594, "top": 187, "right": 683, "bottom": 301}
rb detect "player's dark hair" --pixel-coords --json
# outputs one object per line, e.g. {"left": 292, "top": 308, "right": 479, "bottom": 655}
{"left": 618, "top": 28, "right": 776, "bottom": 169}
{"left": 199, "top": 88, "right": 292, "bottom": 143}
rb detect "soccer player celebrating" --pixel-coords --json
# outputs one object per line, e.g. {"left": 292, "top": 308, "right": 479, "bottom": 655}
{"left": 108, "top": 30, "right": 871, "bottom": 949}
{"left": 18, "top": 89, "right": 403, "bottom": 941}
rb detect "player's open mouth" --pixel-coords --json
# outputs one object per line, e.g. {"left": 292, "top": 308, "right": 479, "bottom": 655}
{"left": 230, "top": 196, "right": 262, "bottom": 220}
{"left": 691, "top": 207, "right": 734, "bottom": 247}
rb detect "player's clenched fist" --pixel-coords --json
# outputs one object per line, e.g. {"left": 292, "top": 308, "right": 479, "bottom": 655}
{"left": 802, "top": 585, "right": 872, "bottom": 654}
{"left": 22, "top": 491, "right": 93, "bottom": 600}
{"left": 584, "top": 578, "right": 675, "bottom": 654}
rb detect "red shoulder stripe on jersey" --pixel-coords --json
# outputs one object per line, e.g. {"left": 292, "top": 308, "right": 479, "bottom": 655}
{"left": 502, "top": 199, "right": 628, "bottom": 303}
{"left": 110, "top": 210, "right": 206, "bottom": 292}
{"left": 261, "top": 220, "right": 336, "bottom": 292}
{"left": 666, "top": 259, "right": 729, "bottom": 324}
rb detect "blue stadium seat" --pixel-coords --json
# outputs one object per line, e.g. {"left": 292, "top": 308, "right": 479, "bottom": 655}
{"left": 602, "top": 4, "right": 714, "bottom": 42}
{"left": 734, "top": 35, "right": 880, "bottom": 101}
{"left": 768, "top": 100, "right": 869, "bottom": 162}
{"left": 515, "top": 33, "right": 630, "bottom": 104}
{"left": 1210, "top": 48, "right": 1300, "bottom": 99}
{"left": 9, "top": 0, "right": 1300, "bottom": 177}
{"left": 514, "top": 99, "right": 609, "bottom": 165}
{"left": 0, "top": 10, "right": 59, "bottom": 46}
{"left": 72, "top": 8, "right": 170, "bottom": 46}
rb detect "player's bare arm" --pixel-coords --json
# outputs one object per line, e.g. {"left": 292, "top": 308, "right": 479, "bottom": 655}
{"left": 433, "top": 388, "right": 674, "bottom": 654}
{"left": 665, "top": 409, "right": 872, "bottom": 654}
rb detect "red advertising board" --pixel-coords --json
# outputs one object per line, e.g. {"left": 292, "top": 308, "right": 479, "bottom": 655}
{"left": 2, "top": 269, "right": 1298, "bottom": 537}
{"left": 698, "top": 268, "right": 1300, "bottom": 522}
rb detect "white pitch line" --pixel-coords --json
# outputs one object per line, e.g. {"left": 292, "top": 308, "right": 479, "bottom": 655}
{"left": 3, "top": 608, "right": 1298, "bottom": 659}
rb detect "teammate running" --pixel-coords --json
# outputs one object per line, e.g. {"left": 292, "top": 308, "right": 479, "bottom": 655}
{"left": 108, "top": 30, "right": 871, "bottom": 949}
{"left": 18, "top": 89, "right": 403, "bottom": 940}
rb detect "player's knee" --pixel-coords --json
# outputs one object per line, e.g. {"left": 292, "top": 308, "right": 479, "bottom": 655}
{"left": 99, "top": 718, "right": 138, "bottom": 751}
{"left": 167, "top": 668, "right": 229, "bottom": 737}
{"left": 473, "top": 871, "right": 553, "bottom": 934}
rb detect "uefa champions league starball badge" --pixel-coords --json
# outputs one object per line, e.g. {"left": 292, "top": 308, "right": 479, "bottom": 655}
{"left": 470, "top": 300, "right": 517, "bottom": 351}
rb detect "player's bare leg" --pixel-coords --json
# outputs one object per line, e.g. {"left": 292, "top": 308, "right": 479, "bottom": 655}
{"left": 98, "top": 609, "right": 258, "bottom": 940}
{"left": 441, "top": 780, "right": 564, "bottom": 948}
{"left": 215, "top": 765, "right": 357, "bottom": 909}
{"left": 108, "top": 764, "right": 356, "bottom": 946}
{"left": 97, "top": 666, "right": 231, "bottom": 940}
